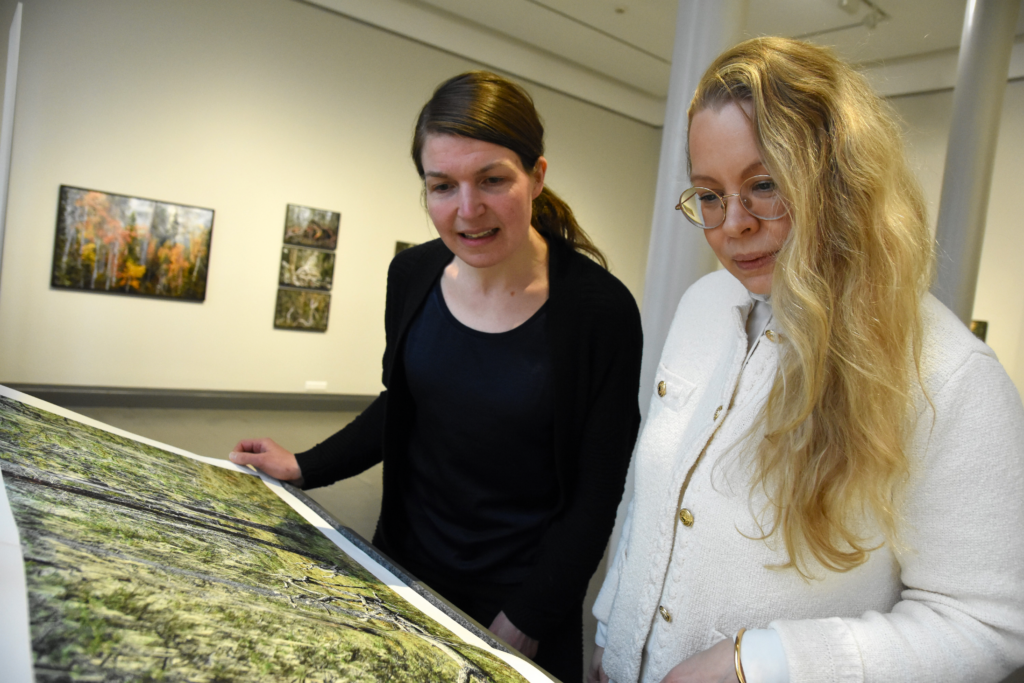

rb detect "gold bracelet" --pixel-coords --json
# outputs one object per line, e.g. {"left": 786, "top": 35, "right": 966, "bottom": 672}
{"left": 734, "top": 627, "right": 748, "bottom": 683}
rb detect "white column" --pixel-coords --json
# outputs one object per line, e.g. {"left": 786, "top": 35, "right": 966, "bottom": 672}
{"left": 606, "top": 0, "right": 748, "bottom": 559}
{"left": 933, "top": 0, "right": 1021, "bottom": 323}
{"left": 0, "top": 3, "right": 22, "bottom": 304}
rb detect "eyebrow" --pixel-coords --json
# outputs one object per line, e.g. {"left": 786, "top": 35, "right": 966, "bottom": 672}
{"left": 690, "top": 160, "right": 767, "bottom": 185}
{"left": 424, "top": 161, "right": 512, "bottom": 179}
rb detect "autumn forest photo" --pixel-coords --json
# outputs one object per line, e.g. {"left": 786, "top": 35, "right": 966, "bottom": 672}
{"left": 50, "top": 186, "right": 214, "bottom": 301}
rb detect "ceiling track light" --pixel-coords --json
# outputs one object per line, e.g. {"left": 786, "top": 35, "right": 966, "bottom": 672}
{"left": 799, "top": 0, "right": 890, "bottom": 40}
{"left": 838, "top": 0, "right": 860, "bottom": 14}
{"left": 836, "top": 0, "right": 890, "bottom": 27}
{"left": 862, "top": 8, "right": 884, "bottom": 29}
{"left": 853, "top": 0, "right": 889, "bottom": 29}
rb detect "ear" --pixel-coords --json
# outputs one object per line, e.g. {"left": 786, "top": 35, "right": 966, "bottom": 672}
{"left": 530, "top": 156, "right": 548, "bottom": 199}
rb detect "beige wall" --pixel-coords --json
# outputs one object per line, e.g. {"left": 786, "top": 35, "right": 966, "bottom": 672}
{"left": 0, "top": 0, "right": 659, "bottom": 394}
{"left": 890, "top": 79, "right": 1024, "bottom": 392}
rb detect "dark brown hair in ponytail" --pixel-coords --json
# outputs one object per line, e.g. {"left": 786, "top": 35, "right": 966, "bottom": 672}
{"left": 411, "top": 70, "right": 607, "bottom": 268}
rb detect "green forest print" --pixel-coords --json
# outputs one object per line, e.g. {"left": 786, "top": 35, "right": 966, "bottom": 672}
{"left": 275, "top": 288, "right": 331, "bottom": 331}
{"left": 0, "top": 396, "right": 532, "bottom": 682}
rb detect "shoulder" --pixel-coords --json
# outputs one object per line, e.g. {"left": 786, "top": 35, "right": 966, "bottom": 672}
{"left": 918, "top": 294, "right": 1004, "bottom": 394}
{"left": 548, "top": 237, "right": 639, "bottom": 320}
{"left": 388, "top": 238, "right": 452, "bottom": 273}
{"left": 655, "top": 270, "right": 748, "bottom": 369}
{"left": 912, "top": 295, "right": 1024, "bottom": 454}
{"left": 386, "top": 239, "right": 451, "bottom": 288}
{"left": 667, "top": 269, "right": 748, "bottom": 337}
{"left": 678, "top": 269, "right": 748, "bottom": 311}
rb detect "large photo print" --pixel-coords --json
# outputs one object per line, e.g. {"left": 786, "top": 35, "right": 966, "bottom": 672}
{"left": 0, "top": 387, "right": 549, "bottom": 682}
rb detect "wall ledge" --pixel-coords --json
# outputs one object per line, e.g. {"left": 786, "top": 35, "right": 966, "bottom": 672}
{"left": 4, "top": 384, "right": 376, "bottom": 412}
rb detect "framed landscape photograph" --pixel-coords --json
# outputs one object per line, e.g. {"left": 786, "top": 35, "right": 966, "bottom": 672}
{"left": 283, "top": 204, "right": 340, "bottom": 250}
{"left": 274, "top": 288, "right": 331, "bottom": 332}
{"left": 51, "top": 186, "right": 214, "bottom": 301}
{"left": 279, "top": 246, "right": 335, "bottom": 291}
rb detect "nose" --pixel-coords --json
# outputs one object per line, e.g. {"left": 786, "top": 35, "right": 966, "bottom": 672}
{"left": 457, "top": 184, "right": 485, "bottom": 219}
{"left": 719, "top": 193, "right": 758, "bottom": 237}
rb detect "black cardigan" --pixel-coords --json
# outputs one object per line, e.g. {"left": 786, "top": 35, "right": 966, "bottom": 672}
{"left": 295, "top": 235, "right": 643, "bottom": 639}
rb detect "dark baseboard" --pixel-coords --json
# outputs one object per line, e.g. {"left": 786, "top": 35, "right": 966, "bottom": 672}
{"left": 4, "top": 384, "right": 376, "bottom": 412}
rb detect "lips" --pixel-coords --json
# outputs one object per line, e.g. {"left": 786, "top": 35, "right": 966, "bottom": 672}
{"left": 732, "top": 250, "right": 778, "bottom": 271}
{"left": 460, "top": 228, "right": 498, "bottom": 240}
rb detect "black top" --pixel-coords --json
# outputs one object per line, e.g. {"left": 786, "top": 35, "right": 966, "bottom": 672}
{"left": 295, "top": 235, "right": 643, "bottom": 639}
{"left": 401, "top": 282, "right": 557, "bottom": 584}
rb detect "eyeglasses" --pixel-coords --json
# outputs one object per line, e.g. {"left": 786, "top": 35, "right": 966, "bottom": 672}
{"left": 675, "top": 175, "right": 787, "bottom": 229}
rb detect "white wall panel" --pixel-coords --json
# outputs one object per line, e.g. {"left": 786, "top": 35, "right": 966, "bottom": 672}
{"left": 0, "top": 0, "right": 658, "bottom": 395}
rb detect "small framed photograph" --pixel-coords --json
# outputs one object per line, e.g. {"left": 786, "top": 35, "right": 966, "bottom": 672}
{"left": 51, "top": 186, "right": 214, "bottom": 301}
{"left": 274, "top": 288, "right": 330, "bottom": 332}
{"left": 279, "top": 246, "right": 335, "bottom": 291}
{"left": 283, "top": 204, "right": 340, "bottom": 250}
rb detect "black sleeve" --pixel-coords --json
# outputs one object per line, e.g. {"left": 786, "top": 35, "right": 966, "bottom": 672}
{"left": 502, "top": 276, "right": 644, "bottom": 639}
{"left": 293, "top": 390, "right": 387, "bottom": 489}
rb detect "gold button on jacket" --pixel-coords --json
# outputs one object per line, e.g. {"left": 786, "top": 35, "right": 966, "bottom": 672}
{"left": 678, "top": 508, "right": 694, "bottom": 527}
{"left": 765, "top": 329, "right": 778, "bottom": 343}
{"left": 659, "top": 605, "right": 672, "bottom": 622}
{"left": 657, "top": 380, "right": 667, "bottom": 397}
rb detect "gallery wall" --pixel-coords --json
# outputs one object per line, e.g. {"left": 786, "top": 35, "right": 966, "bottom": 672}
{"left": 889, "top": 79, "right": 1024, "bottom": 392}
{"left": 0, "top": 0, "right": 660, "bottom": 396}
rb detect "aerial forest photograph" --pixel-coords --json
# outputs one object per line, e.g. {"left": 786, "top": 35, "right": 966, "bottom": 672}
{"left": 283, "top": 204, "right": 340, "bottom": 250}
{"left": 0, "top": 393, "right": 538, "bottom": 682}
{"left": 50, "top": 186, "right": 214, "bottom": 301}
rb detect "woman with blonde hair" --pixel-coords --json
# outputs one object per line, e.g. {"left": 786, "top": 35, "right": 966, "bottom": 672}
{"left": 589, "top": 37, "right": 1024, "bottom": 683}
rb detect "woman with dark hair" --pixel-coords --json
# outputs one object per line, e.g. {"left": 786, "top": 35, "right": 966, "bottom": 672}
{"left": 232, "top": 71, "right": 643, "bottom": 681}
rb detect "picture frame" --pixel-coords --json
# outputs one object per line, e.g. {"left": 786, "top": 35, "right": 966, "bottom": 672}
{"left": 274, "top": 288, "right": 331, "bottom": 332}
{"left": 50, "top": 186, "right": 215, "bottom": 302}
{"left": 279, "top": 246, "right": 335, "bottom": 291}
{"left": 283, "top": 204, "right": 340, "bottom": 251}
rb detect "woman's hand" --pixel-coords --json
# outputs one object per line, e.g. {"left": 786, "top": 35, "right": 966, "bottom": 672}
{"left": 488, "top": 611, "right": 539, "bottom": 659}
{"left": 658, "top": 638, "right": 738, "bottom": 683}
{"left": 229, "top": 438, "right": 303, "bottom": 483}
{"left": 587, "top": 645, "right": 610, "bottom": 683}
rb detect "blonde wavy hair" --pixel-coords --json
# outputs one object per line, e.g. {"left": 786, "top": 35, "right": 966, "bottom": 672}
{"left": 689, "top": 37, "right": 934, "bottom": 575}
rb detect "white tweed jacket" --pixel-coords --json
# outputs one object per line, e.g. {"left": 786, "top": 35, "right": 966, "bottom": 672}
{"left": 594, "top": 270, "right": 1024, "bottom": 683}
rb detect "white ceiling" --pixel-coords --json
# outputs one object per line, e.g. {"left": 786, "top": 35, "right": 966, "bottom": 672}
{"left": 304, "top": 0, "right": 1024, "bottom": 125}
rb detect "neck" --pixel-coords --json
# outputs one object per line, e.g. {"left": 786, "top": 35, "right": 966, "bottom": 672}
{"left": 440, "top": 227, "right": 550, "bottom": 333}
{"left": 447, "top": 227, "right": 549, "bottom": 295}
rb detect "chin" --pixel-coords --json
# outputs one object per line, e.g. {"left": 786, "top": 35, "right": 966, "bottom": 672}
{"left": 738, "top": 273, "right": 772, "bottom": 296}
{"left": 454, "top": 247, "right": 509, "bottom": 269}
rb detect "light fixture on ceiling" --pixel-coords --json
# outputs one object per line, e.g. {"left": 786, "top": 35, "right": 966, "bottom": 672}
{"left": 862, "top": 7, "right": 884, "bottom": 29}
{"left": 799, "top": 0, "right": 889, "bottom": 39}
{"left": 838, "top": 0, "right": 860, "bottom": 14}
{"left": 837, "top": 0, "right": 889, "bottom": 28}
